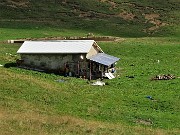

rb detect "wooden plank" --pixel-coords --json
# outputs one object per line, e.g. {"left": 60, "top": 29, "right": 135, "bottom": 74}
{"left": 105, "top": 73, "right": 113, "bottom": 79}
{"left": 109, "top": 72, "right": 115, "bottom": 78}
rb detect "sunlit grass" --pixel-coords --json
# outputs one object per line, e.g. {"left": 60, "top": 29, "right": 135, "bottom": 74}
{"left": 0, "top": 37, "right": 180, "bottom": 134}
{"left": 0, "top": 0, "right": 179, "bottom": 133}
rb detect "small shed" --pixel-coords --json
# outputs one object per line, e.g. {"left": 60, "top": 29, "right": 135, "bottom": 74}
{"left": 17, "top": 40, "right": 119, "bottom": 80}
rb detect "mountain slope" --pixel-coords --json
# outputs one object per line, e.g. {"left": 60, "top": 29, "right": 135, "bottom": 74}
{"left": 0, "top": 0, "right": 179, "bottom": 37}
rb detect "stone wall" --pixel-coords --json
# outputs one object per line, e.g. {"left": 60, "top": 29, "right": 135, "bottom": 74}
{"left": 19, "top": 45, "right": 102, "bottom": 78}
{"left": 21, "top": 54, "right": 87, "bottom": 73}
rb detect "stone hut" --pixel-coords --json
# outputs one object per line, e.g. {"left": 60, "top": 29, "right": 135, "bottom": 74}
{"left": 17, "top": 40, "right": 119, "bottom": 80}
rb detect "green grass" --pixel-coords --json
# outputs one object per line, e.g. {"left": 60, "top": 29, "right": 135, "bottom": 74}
{"left": 0, "top": 25, "right": 89, "bottom": 41}
{"left": 0, "top": 37, "right": 180, "bottom": 134}
{"left": 0, "top": 0, "right": 179, "bottom": 39}
{"left": 0, "top": 0, "right": 180, "bottom": 134}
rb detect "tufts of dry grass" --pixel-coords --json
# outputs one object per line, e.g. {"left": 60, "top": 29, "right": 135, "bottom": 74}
{"left": 0, "top": 107, "right": 179, "bottom": 135}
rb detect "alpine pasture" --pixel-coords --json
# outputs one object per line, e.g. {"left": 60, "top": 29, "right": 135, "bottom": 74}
{"left": 0, "top": 0, "right": 180, "bottom": 134}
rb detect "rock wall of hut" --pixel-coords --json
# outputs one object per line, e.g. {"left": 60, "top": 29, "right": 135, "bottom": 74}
{"left": 20, "top": 54, "right": 87, "bottom": 73}
{"left": 19, "top": 44, "right": 100, "bottom": 78}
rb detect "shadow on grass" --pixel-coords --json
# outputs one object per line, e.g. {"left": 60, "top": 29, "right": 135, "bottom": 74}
{"left": 4, "top": 62, "right": 17, "bottom": 68}
{"left": 3, "top": 62, "right": 65, "bottom": 76}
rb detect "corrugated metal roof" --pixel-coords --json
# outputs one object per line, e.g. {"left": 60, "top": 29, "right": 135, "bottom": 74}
{"left": 17, "top": 40, "right": 96, "bottom": 54}
{"left": 88, "top": 53, "right": 120, "bottom": 66}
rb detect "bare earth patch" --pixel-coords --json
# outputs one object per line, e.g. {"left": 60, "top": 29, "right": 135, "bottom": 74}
{"left": 145, "top": 13, "right": 160, "bottom": 20}
{"left": 136, "top": 119, "right": 153, "bottom": 126}
{"left": 98, "top": 0, "right": 118, "bottom": 10}
{"left": 117, "top": 11, "right": 136, "bottom": 21}
{"left": 7, "top": 0, "right": 30, "bottom": 8}
{"left": 144, "top": 13, "right": 167, "bottom": 33}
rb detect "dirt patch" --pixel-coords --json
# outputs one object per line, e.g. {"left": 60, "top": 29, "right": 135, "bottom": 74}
{"left": 0, "top": 109, "right": 7, "bottom": 119}
{"left": 108, "top": 1, "right": 117, "bottom": 9}
{"left": 148, "top": 26, "right": 159, "bottom": 31}
{"left": 144, "top": 13, "right": 167, "bottom": 33}
{"left": 99, "top": 0, "right": 135, "bottom": 20}
{"left": 98, "top": 0, "right": 118, "bottom": 10}
{"left": 117, "top": 11, "right": 136, "bottom": 21}
{"left": 145, "top": 14, "right": 159, "bottom": 20}
{"left": 121, "top": 2, "right": 136, "bottom": 7}
{"left": 7, "top": 0, "right": 30, "bottom": 8}
{"left": 13, "top": 36, "right": 121, "bottom": 42}
{"left": 136, "top": 119, "right": 153, "bottom": 126}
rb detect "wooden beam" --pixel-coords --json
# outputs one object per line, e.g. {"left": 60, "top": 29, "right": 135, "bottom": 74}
{"left": 89, "top": 61, "right": 92, "bottom": 80}
{"left": 77, "top": 61, "right": 80, "bottom": 77}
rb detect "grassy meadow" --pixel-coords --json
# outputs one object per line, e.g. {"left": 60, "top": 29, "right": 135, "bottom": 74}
{"left": 0, "top": 0, "right": 180, "bottom": 134}
{"left": 0, "top": 37, "right": 180, "bottom": 134}
{"left": 0, "top": 0, "right": 180, "bottom": 38}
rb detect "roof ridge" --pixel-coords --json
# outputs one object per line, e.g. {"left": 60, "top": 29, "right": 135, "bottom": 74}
{"left": 17, "top": 40, "right": 95, "bottom": 54}
{"left": 25, "top": 40, "right": 95, "bottom": 42}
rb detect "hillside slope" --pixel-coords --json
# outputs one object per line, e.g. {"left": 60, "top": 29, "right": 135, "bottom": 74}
{"left": 0, "top": 1, "right": 180, "bottom": 134}
{"left": 0, "top": 37, "right": 180, "bottom": 134}
{"left": 0, "top": 0, "right": 179, "bottom": 37}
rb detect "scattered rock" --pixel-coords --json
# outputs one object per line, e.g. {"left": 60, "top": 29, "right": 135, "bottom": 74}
{"left": 117, "top": 11, "right": 136, "bottom": 21}
{"left": 7, "top": 0, "right": 30, "bottom": 8}
{"left": 136, "top": 119, "right": 153, "bottom": 125}
{"left": 126, "top": 75, "right": 134, "bottom": 78}
{"left": 55, "top": 79, "right": 66, "bottom": 83}
{"left": 92, "top": 81, "right": 105, "bottom": 86}
{"left": 152, "top": 74, "right": 175, "bottom": 80}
